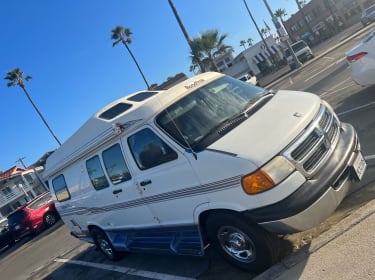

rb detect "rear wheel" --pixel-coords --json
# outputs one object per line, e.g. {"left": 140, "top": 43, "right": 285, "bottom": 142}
{"left": 205, "top": 213, "right": 279, "bottom": 273}
{"left": 43, "top": 212, "right": 57, "bottom": 227}
{"left": 92, "top": 228, "right": 119, "bottom": 261}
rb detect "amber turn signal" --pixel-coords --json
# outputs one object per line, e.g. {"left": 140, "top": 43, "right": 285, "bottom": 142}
{"left": 241, "top": 170, "right": 275, "bottom": 195}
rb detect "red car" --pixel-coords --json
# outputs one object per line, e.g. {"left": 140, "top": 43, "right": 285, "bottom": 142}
{"left": 7, "top": 192, "right": 59, "bottom": 240}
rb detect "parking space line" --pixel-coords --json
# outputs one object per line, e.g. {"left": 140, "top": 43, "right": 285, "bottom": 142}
{"left": 320, "top": 77, "right": 353, "bottom": 97}
{"left": 304, "top": 57, "right": 347, "bottom": 82}
{"left": 337, "top": 101, "right": 375, "bottom": 116}
{"left": 365, "top": 155, "right": 375, "bottom": 161}
{"left": 54, "top": 258, "right": 196, "bottom": 280}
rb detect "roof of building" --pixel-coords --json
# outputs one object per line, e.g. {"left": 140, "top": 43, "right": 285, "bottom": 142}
{"left": 0, "top": 166, "right": 30, "bottom": 181}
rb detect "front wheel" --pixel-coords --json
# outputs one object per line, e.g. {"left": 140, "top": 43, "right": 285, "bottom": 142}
{"left": 205, "top": 213, "right": 279, "bottom": 273}
{"left": 43, "top": 212, "right": 58, "bottom": 227}
{"left": 91, "top": 228, "right": 119, "bottom": 261}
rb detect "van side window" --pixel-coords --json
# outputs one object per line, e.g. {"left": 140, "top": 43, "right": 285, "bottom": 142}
{"left": 86, "top": 156, "right": 110, "bottom": 190}
{"left": 52, "top": 175, "right": 71, "bottom": 201}
{"left": 102, "top": 144, "right": 132, "bottom": 184}
{"left": 128, "top": 128, "right": 178, "bottom": 170}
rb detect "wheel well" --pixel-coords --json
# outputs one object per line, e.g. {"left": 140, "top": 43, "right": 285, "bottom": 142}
{"left": 199, "top": 209, "right": 247, "bottom": 241}
{"left": 87, "top": 225, "right": 104, "bottom": 236}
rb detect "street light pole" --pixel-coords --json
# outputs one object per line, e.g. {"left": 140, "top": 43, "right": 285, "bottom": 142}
{"left": 262, "top": 0, "right": 302, "bottom": 69}
{"left": 243, "top": 0, "right": 278, "bottom": 68}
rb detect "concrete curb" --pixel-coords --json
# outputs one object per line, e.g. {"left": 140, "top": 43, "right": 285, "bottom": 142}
{"left": 254, "top": 198, "right": 375, "bottom": 280}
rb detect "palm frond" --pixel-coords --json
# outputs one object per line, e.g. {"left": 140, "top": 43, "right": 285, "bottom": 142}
{"left": 7, "top": 81, "right": 17, "bottom": 87}
{"left": 112, "top": 39, "right": 121, "bottom": 47}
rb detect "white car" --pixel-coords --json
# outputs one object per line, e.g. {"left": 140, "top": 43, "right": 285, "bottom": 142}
{"left": 238, "top": 73, "right": 259, "bottom": 86}
{"left": 346, "top": 29, "right": 375, "bottom": 86}
{"left": 360, "top": 4, "right": 375, "bottom": 26}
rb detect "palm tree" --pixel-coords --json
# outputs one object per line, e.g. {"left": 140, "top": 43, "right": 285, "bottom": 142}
{"left": 189, "top": 30, "right": 233, "bottom": 73}
{"left": 4, "top": 68, "right": 62, "bottom": 146}
{"left": 240, "top": 40, "right": 247, "bottom": 50}
{"left": 247, "top": 38, "right": 253, "bottom": 47}
{"left": 111, "top": 26, "right": 150, "bottom": 89}
{"left": 260, "top": 27, "right": 269, "bottom": 38}
{"left": 275, "top": 8, "right": 293, "bottom": 41}
{"left": 167, "top": 0, "right": 205, "bottom": 73}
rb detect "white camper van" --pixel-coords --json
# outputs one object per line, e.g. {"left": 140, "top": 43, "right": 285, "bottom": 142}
{"left": 44, "top": 72, "right": 366, "bottom": 272}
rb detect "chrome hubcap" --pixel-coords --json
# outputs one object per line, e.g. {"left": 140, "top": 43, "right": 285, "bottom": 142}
{"left": 98, "top": 238, "right": 113, "bottom": 258}
{"left": 217, "top": 226, "right": 255, "bottom": 263}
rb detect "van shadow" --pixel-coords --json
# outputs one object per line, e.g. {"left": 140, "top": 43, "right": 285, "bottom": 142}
{"left": 26, "top": 234, "right": 295, "bottom": 280}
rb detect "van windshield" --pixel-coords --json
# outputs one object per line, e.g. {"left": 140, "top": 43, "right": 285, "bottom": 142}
{"left": 285, "top": 41, "right": 307, "bottom": 57}
{"left": 156, "top": 76, "right": 267, "bottom": 150}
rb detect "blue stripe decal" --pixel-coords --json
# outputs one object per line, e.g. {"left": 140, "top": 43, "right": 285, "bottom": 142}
{"left": 106, "top": 224, "right": 204, "bottom": 256}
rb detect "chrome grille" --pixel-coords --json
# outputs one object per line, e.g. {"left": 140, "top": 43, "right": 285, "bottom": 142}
{"left": 284, "top": 105, "right": 340, "bottom": 178}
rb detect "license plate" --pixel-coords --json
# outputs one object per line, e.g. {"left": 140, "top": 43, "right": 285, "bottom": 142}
{"left": 352, "top": 152, "right": 366, "bottom": 181}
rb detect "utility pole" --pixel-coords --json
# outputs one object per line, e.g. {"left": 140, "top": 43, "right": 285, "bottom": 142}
{"left": 167, "top": 0, "right": 205, "bottom": 73}
{"left": 262, "top": 0, "right": 302, "bottom": 69}
{"left": 15, "top": 157, "right": 27, "bottom": 168}
{"left": 15, "top": 157, "right": 32, "bottom": 200}
{"left": 243, "top": 0, "right": 277, "bottom": 68}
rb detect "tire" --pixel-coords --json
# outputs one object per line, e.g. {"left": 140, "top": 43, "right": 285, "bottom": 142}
{"left": 43, "top": 212, "right": 57, "bottom": 227}
{"left": 91, "top": 228, "right": 119, "bottom": 261}
{"left": 205, "top": 213, "right": 279, "bottom": 273}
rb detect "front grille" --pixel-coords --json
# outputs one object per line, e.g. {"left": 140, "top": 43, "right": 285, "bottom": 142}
{"left": 284, "top": 105, "right": 340, "bottom": 178}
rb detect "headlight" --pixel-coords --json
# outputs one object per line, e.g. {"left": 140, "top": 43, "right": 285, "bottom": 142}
{"left": 241, "top": 156, "right": 295, "bottom": 195}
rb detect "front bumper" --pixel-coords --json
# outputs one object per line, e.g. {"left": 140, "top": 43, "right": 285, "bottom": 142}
{"left": 244, "top": 123, "right": 365, "bottom": 234}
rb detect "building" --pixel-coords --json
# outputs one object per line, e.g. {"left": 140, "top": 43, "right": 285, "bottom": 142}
{"left": 284, "top": 0, "right": 375, "bottom": 43}
{"left": 0, "top": 152, "right": 53, "bottom": 219}
{"left": 220, "top": 34, "right": 286, "bottom": 79}
{"left": 150, "top": 73, "right": 189, "bottom": 90}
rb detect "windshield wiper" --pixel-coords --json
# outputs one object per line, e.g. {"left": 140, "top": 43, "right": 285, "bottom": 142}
{"left": 192, "top": 91, "right": 275, "bottom": 150}
{"left": 242, "top": 91, "right": 275, "bottom": 115}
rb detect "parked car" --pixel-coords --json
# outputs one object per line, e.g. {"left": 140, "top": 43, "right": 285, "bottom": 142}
{"left": 284, "top": 40, "right": 314, "bottom": 69}
{"left": 346, "top": 29, "right": 375, "bottom": 86}
{"left": 7, "top": 192, "right": 59, "bottom": 240}
{"left": 361, "top": 4, "right": 375, "bottom": 26}
{"left": 0, "top": 219, "right": 15, "bottom": 250}
{"left": 238, "top": 73, "right": 260, "bottom": 86}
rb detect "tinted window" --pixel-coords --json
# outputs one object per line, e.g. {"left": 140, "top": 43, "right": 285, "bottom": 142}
{"left": 292, "top": 41, "right": 307, "bottom": 52}
{"left": 127, "top": 91, "right": 159, "bottom": 102}
{"left": 86, "top": 156, "right": 109, "bottom": 190}
{"left": 7, "top": 210, "right": 27, "bottom": 225}
{"left": 102, "top": 144, "right": 131, "bottom": 184}
{"left": 28, "top": 193, "right": 52, "bottom": 210}
{"left": 99, "top": 103, "right": 132, "bottom": 120}
{"left": 128, "top": 128, "right": 178, "bottom": 170}
{"left": 52, "top": 175, "right": 71, "bottom": 201}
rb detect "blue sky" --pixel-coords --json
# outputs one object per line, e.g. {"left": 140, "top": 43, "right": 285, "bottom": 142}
{"left": 0, "top": 0, "right": 299, "bottom": 171}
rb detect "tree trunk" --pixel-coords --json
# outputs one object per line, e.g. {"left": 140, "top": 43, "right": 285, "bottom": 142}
{"left": 20, "top": 86, "right": 62, "bottom": 146}
{"left": 121, "top": 39, "right": 150, "bottom": 89}
{"left": 167, "top": 0, "right": 205, "bottom": 73}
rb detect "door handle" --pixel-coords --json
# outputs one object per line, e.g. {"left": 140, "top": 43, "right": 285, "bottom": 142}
{"left": 112, "top": 189, "right": 123, "bottom": 195}
{"left": 140, "top": 180, "right": 152, "bottom": 187}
